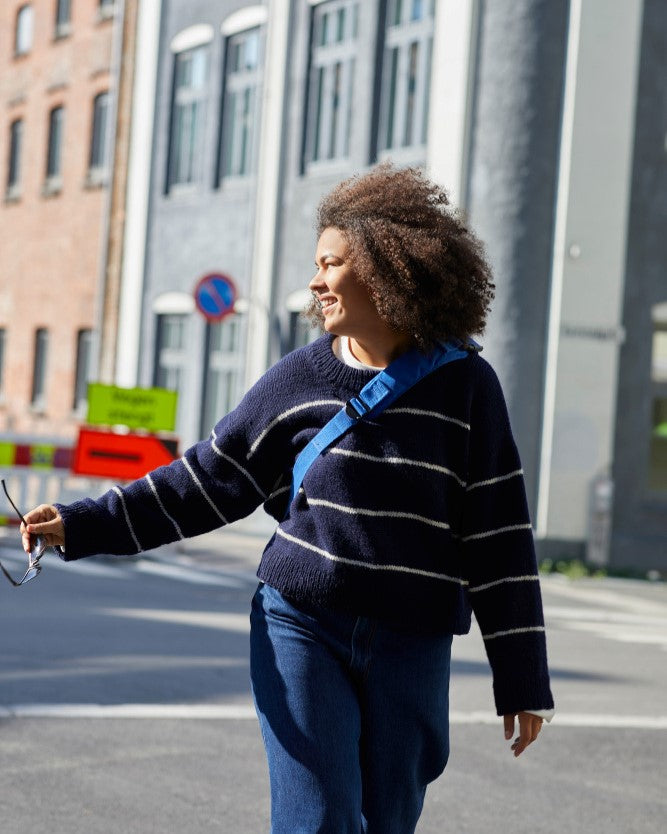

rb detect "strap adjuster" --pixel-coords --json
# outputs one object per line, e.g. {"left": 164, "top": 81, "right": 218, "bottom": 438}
{"left": 345, "top": 398, "right": 370, "bottom": 420}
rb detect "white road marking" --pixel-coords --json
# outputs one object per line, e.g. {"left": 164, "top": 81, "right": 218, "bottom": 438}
{"left": 0, "top": 704, "right": 665, "bottom": 728}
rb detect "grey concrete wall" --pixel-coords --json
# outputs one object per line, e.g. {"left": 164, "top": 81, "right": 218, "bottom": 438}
{"left": 611, "top": 0, "right": 667, "bottom": 572}
{"left": 272, "top": 0, "right": 386, "bottom": 362}
{"left": 140, "top": 0, "right": 264, "bottom": 447}
{"left": 465, "top": 0, "right": 569, "bottom": 515}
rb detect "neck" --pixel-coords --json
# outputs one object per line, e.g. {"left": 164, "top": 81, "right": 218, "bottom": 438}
{"left": 348, "top": 332, "right": 413, "bottom": 368}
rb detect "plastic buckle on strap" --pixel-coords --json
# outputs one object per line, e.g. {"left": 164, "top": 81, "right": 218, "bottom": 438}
{"left": 345, "top": 398, "right": 370, "bottom": 420}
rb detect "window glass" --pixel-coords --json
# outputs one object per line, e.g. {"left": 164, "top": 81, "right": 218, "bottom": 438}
{"left": 31, "top": 328, "right": 48, "bottom": 409}
{"left": 55, "top": 0, "right": 71, "bottom": 31}
{"left": 15, "top": 5, "right": 34, "bottom": 56}
{"left": 90, "top": 92, "right": 110, "bottom": 171}
{"left": 7, "top": 119, "right": 23, "bottom": 193}
{"left": 73, "top": 329, "right": 93, "bottom": 411}
{"left": 378, "top": 0, "right": 434, "bottom": 153}
{"left": 220, "top": 28, "right": 262, "bottom": 179}
{"left": 47, "top": 106, "right": 65, "bottom": 179}
{"left": 304, "top": 0, "right": 359, "bottom": 166}
{"left": 168, "top": 47, "right": 209, "bottom": 188}
{"left": 201, "top": 315, "right": 245, "bottom": 435}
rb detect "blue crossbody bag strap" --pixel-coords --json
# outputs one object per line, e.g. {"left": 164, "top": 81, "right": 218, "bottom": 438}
{"left": 285, "top": 339, "right": 480, "bottom": 515}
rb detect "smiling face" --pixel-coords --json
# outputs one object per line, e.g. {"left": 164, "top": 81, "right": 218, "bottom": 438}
{"left": 309, "top": 227, "right": 387, "bottom": 342}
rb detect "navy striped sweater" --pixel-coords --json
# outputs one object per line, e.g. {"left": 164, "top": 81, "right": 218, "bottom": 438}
{"left": 57, "top": 334, "right": 554, "bottom": 716}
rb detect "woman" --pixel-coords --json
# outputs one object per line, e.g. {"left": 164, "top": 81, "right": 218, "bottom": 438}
{"left": 22, "top": 164, "right": 554, "bottom": 833}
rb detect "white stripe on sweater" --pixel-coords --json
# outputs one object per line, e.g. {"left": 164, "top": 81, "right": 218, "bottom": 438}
{"left": 268, "top": 484, "right": 291, "bottom": 500}
{"left": 482, "top": 625, "right": 545, "bottom": 641}
{"left": 210, "top": 430, "right": 267, "bottom": 499}
{"left": 462, "top": 523, "right": 533, "bottom": 542}
{"left": 306, "top": 497, "right": 451, "bottom": 530}
{"left": 146, "top": 474, "right": 184, "bottom": 540}
{"left": 468, "top": 575, "right": 540, "bottom": 593}
{"left": 384, "top": 407, "right": 471, "bottom": 431}
{"left": 329, "top": 448, "right": 467, "bottom": 488}
{"left": 112, "top": 486, "right": 142, "bottom": 553}
{"left": 181, "top": 457, "right": 228, "bottom": 524}
{"left": 247, "top": 399, "right": 344, "bottom": 457}
{"left": 276, "top": 527, "right": 466, "bottom": 584}
{"left": 466, "top": 470, "right": 524, "bottom": 491}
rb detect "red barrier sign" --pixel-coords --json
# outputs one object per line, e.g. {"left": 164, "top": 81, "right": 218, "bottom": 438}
{"left": 73, "top": 429, "right": 178, "bottom": 480}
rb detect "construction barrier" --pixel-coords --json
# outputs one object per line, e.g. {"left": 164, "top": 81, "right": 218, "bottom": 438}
{"left": 0, "top": 436, "right": 114, "bottom": 530}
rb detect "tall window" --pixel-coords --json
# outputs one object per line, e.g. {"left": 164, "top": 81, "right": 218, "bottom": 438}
{"left": 0, "top": 329, "right": 6, "bottom": 400}
{"left": 304, "top": 0, "right": 359, "bottom": 166}
{"left": 55, "top": 0, "right": 71, "bottom": 37}
{"left": 73, "top": 329, "right": 93, "bottom": 411}
{"left": 99, "top": 0, "right": 116, "bottom": 19}
{"left": 31, "top": 328, "right": 49, "bottom": 409}
{"left": 15, "top": 5, "right": 34, "bottom": 56}
{"left": 649, "top": 302, "right": 667, "bottom": 491}
{"left": 46, "top": 106, "right": 65, "bottom": 182}
{"left": 167, "top": 46, "right": 209, "bottom": 189}
{"left": 7, "top": 119, "right": 23, "bottom": 197}
{"left": 220, "top": 28, "right": 262, "bottom": 179}
{"left": 378, "top": 0, "right": 435, "bottom": 154}
{"left": 200, "top": 315, "right": 245, "bottom": 436}
{"left": 89, "top": 92, "right": 110, "bottom": 174}
{"left": 154, "top": 315, "right": 188, "bottom": 391}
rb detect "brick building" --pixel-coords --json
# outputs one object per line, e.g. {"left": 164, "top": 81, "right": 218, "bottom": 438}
{"left": 0, "top": 0, "right": 118, "bottom": 439}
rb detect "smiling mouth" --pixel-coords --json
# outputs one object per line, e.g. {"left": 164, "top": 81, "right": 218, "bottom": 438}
{"left": 320, "top": 298, "right": 338, "bottom": 314}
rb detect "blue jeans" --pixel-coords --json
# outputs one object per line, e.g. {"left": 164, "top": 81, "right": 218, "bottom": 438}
{"left": 250, "top": 583, "right": 453, "bottom": 834}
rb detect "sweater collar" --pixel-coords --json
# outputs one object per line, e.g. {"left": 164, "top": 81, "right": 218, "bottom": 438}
{"left": 310, "top": 333, "right": 379, "bottom": 393}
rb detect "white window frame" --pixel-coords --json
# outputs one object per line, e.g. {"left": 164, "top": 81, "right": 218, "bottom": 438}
{"left": 15, "top": 5, "right": 34, "bottom": 56}
{"left": 304, "top": 0, "right": 359, "bottom": 168}
{"left": 377, "top": 0, "right": 435, "bottom": 159}
{"left": 200, "top": 313, "right": 246, "bottom": 435}
{"left": 220, "top": 27, "right": 263, "bottom": 180}
{"left": 167, "top": 44, "right": 210, "bottom": 190}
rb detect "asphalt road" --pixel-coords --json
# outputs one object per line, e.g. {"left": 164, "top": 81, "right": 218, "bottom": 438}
{"left": 0, "top": 527, "right": 665, "bottom": 834}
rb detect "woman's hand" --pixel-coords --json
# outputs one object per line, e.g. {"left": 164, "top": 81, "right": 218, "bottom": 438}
{"left": 20, "top": 505, "right": 65, "bottom": 552}
{"left": 503, "top": 712, "right": 544, "bottom": 757}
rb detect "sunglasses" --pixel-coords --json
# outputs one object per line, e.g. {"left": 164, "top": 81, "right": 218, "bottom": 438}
{"left": 1, "top": 479, "right": 48, "bottom": 586}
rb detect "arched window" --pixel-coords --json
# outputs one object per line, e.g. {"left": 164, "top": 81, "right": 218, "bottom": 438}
{"left": 166, "top": 26, "right": 214, "bottom": 190}
{"left": 89, "top": 91, "right": 111, "bottom": 177}
{"left": 15, "top": 5, "right": 34, "bottom": 56}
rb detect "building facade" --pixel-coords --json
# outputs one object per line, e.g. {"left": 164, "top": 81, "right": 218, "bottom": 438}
{"left": 2, "top": 0, "right": 661, "bottom": 571}
{"left": 0, "top": 0, "right": 120, "bottom": 440}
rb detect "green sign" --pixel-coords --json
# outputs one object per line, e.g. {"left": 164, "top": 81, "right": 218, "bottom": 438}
{"left": 87, "top": 383, "right": 178, "bottom": 433}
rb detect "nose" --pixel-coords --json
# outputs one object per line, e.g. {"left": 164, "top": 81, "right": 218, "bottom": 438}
{"left": 309, "top": 269, "right": 325, "bottom": 292}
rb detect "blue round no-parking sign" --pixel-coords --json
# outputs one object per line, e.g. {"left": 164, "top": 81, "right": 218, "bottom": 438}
{"left": 194, "top": 273, "right": 237, "bottom": 321}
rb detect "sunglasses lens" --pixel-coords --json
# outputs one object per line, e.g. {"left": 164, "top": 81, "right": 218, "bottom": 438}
{"left": 30, "top": 535, "right": 47, "bottom": 561}
{"left": 22, "top": 567, "right": 41, "bottom": 583}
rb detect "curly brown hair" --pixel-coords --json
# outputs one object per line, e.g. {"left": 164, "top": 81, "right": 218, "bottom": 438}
{"left": 305, "top": 163, "right": 495, "bottom": 351}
